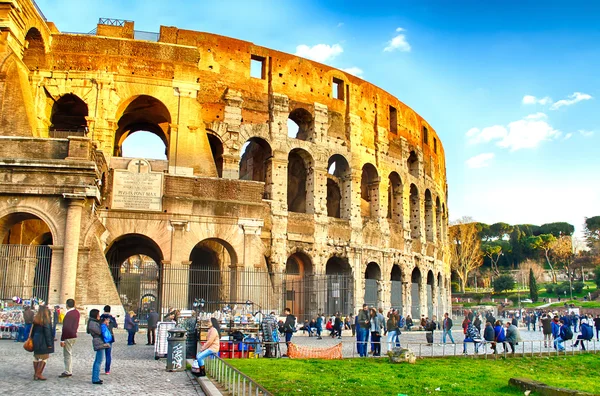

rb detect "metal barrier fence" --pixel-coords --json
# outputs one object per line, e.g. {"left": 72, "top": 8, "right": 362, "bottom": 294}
{"left": 0, "top": 245, "right": 52, "bottom": 303}
{"left": 205, "top": 355, "right": 272, "bottom": 396}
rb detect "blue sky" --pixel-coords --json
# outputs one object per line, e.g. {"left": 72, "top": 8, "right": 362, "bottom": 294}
{"left": 37, "top": 0, "right": 600, "bottom": 235}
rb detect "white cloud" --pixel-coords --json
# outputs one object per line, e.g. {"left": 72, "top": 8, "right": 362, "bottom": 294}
{"left": 341, "top": 67, "right": 363, "bottom": 76}
{"left": 467, "top": 113, "right": 561, "bottom": 151}
{"left": 522, "top": 95, "right": 552, "bottom": 105}
{"left": 579, "top": 129, "right": 595, "bottom": 137}
{"left": 550, "top": 92, "right": 593, "bottom": 110}
{"left": 564, "top": 133, "right": 573, "bottom": 140}
{"left": 466, "top": 153, "right": 495, "bottom": 169}
{"left": 295, "top": 43, "right": 343, "bottom": 63}
{"left": 384, "top": 28, "right": 411, "bottom": 52}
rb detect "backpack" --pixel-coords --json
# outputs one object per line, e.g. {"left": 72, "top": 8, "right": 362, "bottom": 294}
{"left": 562, "top": 325, "right": 573, "bottom": 341}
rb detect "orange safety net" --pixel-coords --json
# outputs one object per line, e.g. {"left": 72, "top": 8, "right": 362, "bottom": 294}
{"left": 287, "top": 342, "right": 343, "bottom": 359}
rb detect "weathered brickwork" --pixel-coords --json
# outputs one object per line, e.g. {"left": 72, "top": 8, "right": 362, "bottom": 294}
{"left": 0, "top": 0, "right": 451, "bottom": 319}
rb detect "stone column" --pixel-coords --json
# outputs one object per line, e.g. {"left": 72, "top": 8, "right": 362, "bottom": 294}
{"left": 47, "top": 246, "right": 64, "bottom": 305}
{"left": 61, "top": 196, "right": 85, "bottom": 301}
{"left": 419, "top": 273, "right": 427, "bottom": 320}
{"left": 431, "top": 275, "right": 439, "bottom": 319}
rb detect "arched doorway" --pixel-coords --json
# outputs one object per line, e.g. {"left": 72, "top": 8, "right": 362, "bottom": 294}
{"left": 408, "top": 151, "right": 419, "bottom": 178}
{"left": 327, "top": 154, "right": 351, "bottom": 219}
{"left": 437, "top": 272, "right": 443, "bottom": 317}
{"left": 425, "top": 190, "right": 434, "bottom": 242}
{"left": 325, "top": 257, "right": 353, "bottom": 315}
{"left": 364, "top": 262, "right": 381, "bottom": 308}
{"left": 23, "top": 28, "right": 45, "bottom": 70}
{"left": 390, "top": 265, "right": 402, "bottom": 312}
{"left": 0, "top": 213, "right": 53, "bottom": 303}
{"left": 188, "top": 239, "right": 236, "bottom": 312}
{"left": 427, "top": 270, "right": 434, "bottom": 318}
{"left": 387, "top": 172, "right": 403, "bottom": 225}
{"left": 287, "top": 148, "right": 314, "bottom": 213}
{"left": 361, "top": 163, "right": 379, "bottom": 219}
{"left": 284, "top": 252, "right": 313, "bottom": 322}
{"left": 411, "top": 267, "right": 421, "bottom": 319}
{"left": 287, "top": 108, "right": 313, "bottom": 140}
{"left": 239, "top": 137, "right": 273, "bottom": 199}
{"left": 105, "top": 234, "right": 163, "bottom": 320}
{"left": 207, "top": 132, "right": 224, "bottom": 178}
{"left": 50, "top": 94, "right": 88, "bottom": 134}
{"left": 410, "top": 184, "right": 421, "bottom": 239}
{"left": 114, "top": 95, "right": 171, "bottom": 160}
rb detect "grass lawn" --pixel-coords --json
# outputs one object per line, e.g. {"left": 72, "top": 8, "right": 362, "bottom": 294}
{"left": 230, "top": 354, "right": 600, "bottom": 395}
{"left": 549, "top": 300, "right": 600, "bottom": 309}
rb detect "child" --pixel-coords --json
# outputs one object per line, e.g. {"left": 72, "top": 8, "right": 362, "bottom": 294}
{"left": 101, "top": 317, "right": 113, "bottom": 344}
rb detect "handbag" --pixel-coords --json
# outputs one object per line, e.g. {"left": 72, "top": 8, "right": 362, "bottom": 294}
{"left": 23, "top": 325, "right": 34, "bottom": 352}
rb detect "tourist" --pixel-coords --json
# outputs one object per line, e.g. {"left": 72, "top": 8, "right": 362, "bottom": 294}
{"left": 405, "top": 315, "right": 413, "bottom": 331}
{"left": 283, "top": 307, "right": 296, "bottom": 348}
{"left": 425, "top": 316, "right": 437, "bottom": 346}
{"left": 370, "top": 308, "right": 384, "bottom": 356}
{"left": 483, "top": 321, "right": 496, "bottom": 353}
{"left": 59, "top": 298, "right": 80, "bottom": 378}
{"left": 461, "top": 315, "right": 470, "bottom": 338}
{"left": 52, "top": 305, "right": 60, "bottom": 340}
{"left": 553, "top": 319, "right": 569, "bottom": 352}
{"left": 494, "top": 320, "right": 506, "bottom": 353}
{"left": 551, "top": 315, "right": 561, "bottom": 345}
{"left": 99, "top": 305, "right": 117, "bottom": 375}
{"left": 261, "top": 311, "right": 278, "bottom": 358}
{"left": 326, "top": 318, "right": 334, "bottom": 337}
{"left": 196, "top": 318, "right": 220, "bottom": 377}
{"left": 573, "top": 316, "right": 593, "bottom": 350}
{"left": 125, "top": 310, "right": 138, "bottom": 345}
{"left": 442, "top": 312, "right": 455, "bottom": 344}
{"left": 87, "top": 308, "right": 108, "bottom": 385}
{"left": 420, "top": 314, "right": 427, "bottom": 330}
{"left": 31, "top": 305, "right": 54, "bottom": 380}
{"left": 23, "top": 305, "right": 34, "bottom": 342}
{"left": 349, "top": 313, "right": 356, "bottom": 336}
{"left": 594, "top": 315, "right": 600, "bottom": 341}
{"left": 463, "top": 321, "right": 482, "bottom": 354}
{"left": 541, "top": 313, "right": 553, "bottom": 347}
{"left": 504, "top": 321, "right": 519, "bottom": 354}
{"left": 473, "top": 314, "right": 481, "bottom": 333}
{"left": 315, "top": 313, "right": 323, "bottom": 340}
{"left": 525, "top": 313, "right": 531, "bottom": 331}
{"left": 571, "top": 312, "right": 579, "bottom": 333}
{"left": 344, "top": 315, "right": 351, "bottom": 331}
{"left": 334, "top": 313, "right": 343, "bottom": 339}
{"left": 146, "top": 308, "right": 159, "bottom": 345}
{"left": 386, "top": 309, "right": 399, "bottom": 350}
{"left": 356, "top": 304, "right": 370, "bottom": 357}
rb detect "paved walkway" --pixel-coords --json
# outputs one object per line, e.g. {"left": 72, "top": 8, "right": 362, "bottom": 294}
{"left": 0, "top": 330, "right": 204, "bottom": 396}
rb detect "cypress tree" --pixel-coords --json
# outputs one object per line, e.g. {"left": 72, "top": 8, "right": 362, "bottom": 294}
{"left": 529, "top": 268, "right": 538, "bottom": 302}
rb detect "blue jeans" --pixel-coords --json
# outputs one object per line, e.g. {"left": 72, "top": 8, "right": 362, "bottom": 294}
{"left": 387, "top": 330, "right": 398, "bottom": 349}
{"left": 104, "top": 344, "right": 112, "bottom": 373}
{"left": 443, "top": 329, "right": 455, "bottom": 343}
{"left": 463, "top": 337, "right": 479, "bottom": 353}
{"left": 196, "top": 349, "right": 215, "bottom": 366}
{"left": 285, "top": 332, "right": 293, "bottom": 344}
{"left": 92, "top": 349, "right": 104, "bottom": 383}
{"left": 356, "top": 327, "right": 369, "bottom": 357}
{"left": 316, "top": 326, "right": 322, "bottom": 337}
{"left": 554, "top": 337, "right": 564, "bottom": 351}
{"left": 127, "top": 330, "right": 136, "bottom": 345}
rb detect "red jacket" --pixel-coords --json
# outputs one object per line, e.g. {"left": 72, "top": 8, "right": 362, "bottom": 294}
{"left": 61, "top": 309, "right": 80, "bottom": 341}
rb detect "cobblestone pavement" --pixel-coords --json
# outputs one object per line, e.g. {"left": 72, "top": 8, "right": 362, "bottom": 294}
{"left": 0, "top": 330, "right": 203, "bottom": 396}
{"left": 285, "top": 326, "right": 600, "bottom": 358}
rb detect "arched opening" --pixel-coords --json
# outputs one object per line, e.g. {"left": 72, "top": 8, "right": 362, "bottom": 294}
{"left": 23, "top": 28, "right": 45, "bottom": 70}
{"left": 387, "top": 172, "right": 403, "bottom": 225}
{"left": 390, "top": 265, "right": 403, "bottom": 312}
{"left": 427, "top": 270, "right": 435, "bottom": 318}
{"left": 50, "top": 94, "right": 88, "bottom": 133}
{"left": 410, "top": 184, "right": 421, "bottom": 240}
{"left": 364, "top": 262, "right": 381, "bottom": 308}
{"left": 361, "top": 163, "right": 380, "bottom": 219}
{"left": 287, "top": 108, "right": 313, "bottom": 140}
{"left": 411, "top": 267, "right": 421, "bottom": 319}
{"left": 441, "top": 203, "right": 447, "bottom": 244}
{"left": 408, "top": 151, "right": 419, "bottom": 178}
{"left": 437, "top": 272, "right": 443, "bottom": 317}
{"left": 436, "top": 197, "right": 442, "bottom": 243}
{"left": 239, "top": 137, "right": 273, "bottom": 199}
{"left": 188, "top": 238, "right": 237, "bottom": 312}
{"left": 327, "top": 154, "right": 351, "bottom": 219}
{"left": 114, "top": 95, "right": 171, "bottom": 160}
{"left": 287, "top": 148, "right": 314, "bottom": 213}
{"left": 0, "top": 213, "right": 53, "bottom": 303}
{"left": 425, "top": 190, "right": 434, "bottom": 242}
{"left": 207, "top": 133, "right": 224, "bottom": 178}
{"left": 285, "top": 252, "right": 314, "bottom": 322}
{"left": 325, "top": 256, "right": 353, "bottom": 315}
{"left": 105, "top": 234, "right": 163, "bottom": 318}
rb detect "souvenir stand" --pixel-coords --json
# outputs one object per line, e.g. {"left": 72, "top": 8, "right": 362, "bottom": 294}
{"left": 0, "top": 298, "right": 26, "bottom": 341}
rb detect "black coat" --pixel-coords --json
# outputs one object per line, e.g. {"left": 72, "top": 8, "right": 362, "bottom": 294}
{"left": 32, "top": 323, "right": 54, "bottom": 355}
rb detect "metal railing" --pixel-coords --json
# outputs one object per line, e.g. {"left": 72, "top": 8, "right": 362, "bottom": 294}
{"left": 205, "top": 355, "right": 272, "bottom": 395}
{"left": 49, "top": 129, "right": 87, "bottom": 139}
{"left": 98, "top": 18, "right": 132, "bottom": 27}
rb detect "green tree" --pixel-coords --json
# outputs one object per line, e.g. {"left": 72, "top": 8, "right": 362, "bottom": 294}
{"left": 509, "top": 226, "right": 524, "bottom": 267}
{"left": 489, "top": 222, "right": 513, "bottom": 240}
{"left": 539, "top": 222, "right": 575, "bottom": 237}
{"left": 493, "top": 274, "right": 515, "bottom": 293}
{"left": 515, "top": 224, "right": 540, "bottom": 237}
{"left": 529, "top": 268, "right": 538, "bottom": 302}
{"left": 584, "top": 216, "right": 600, "bottom": 254}
{"left": 594, "top": 266, "right": 600, "bottom": 289}
{"left": 527, "top": 234, "right": 558, "bottom": 283}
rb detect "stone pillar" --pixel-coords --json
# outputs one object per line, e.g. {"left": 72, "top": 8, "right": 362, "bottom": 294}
{"left": 402, "top": 280, "right": 411, "bottom": 319}
{"left": 222, "top": 154, "right": 240, "bottom": 179}
{"left": 61, "top": 196, "right": 85, "bottom": 301}
{"left": 419, "top": 273, "right": 427, "bottom": 320}
{"left": 47, "top": 246, "right": 64, "bottom": 305}
{"left": 431, "top": 275, "right": 439, "bottom": 319}
{"left": 313, "top": 103, "right": 328, "bottom": 142}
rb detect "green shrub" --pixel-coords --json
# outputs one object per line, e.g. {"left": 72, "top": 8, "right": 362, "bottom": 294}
{"left": 555, "top": 283, "right": 569, "bottom": 297}
{"left": 595, "top": 266, "right": 600, "bottom": 289}
{"left": 545, "top": 284, "right": 554, "bottom": 294}
{"left": 493, "top": 274, "right": 515, "bottom": 293}
{"left": 451, "top": 282, "right": 460, "bottom": 293}
{"left": 507, "top": 294, "right": 520, "bottom": 306}
{"left": 573, "top": 282, "right": 584, "bottom": 294}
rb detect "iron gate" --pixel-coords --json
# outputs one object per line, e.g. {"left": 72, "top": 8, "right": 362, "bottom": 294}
{"left": 0, "top": 244, "right": 52, "bottom": 303}
{"left": 364, "top": 279, "right": 378, "bottom": 308}
{"left": 390, "top": 280, "right": 403, "bottom": 311}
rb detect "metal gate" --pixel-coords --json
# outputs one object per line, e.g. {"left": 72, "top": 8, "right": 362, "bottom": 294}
{"left": 111, "top": 258, "right": 160, "bottom": 323}
{"left": 411, "top": 283, "right": 420, "bottom": 319}
{"left": 364, "top": 279, "right": 378, "bottom": 308}
{"left": 427, "top": 284, "right": 433, "bottom": 318}
{"left": 390, "top": 280, "right": 403, "bottom": 311}
{"left": 0, "top": 244, "right": 52, "bottom": 303}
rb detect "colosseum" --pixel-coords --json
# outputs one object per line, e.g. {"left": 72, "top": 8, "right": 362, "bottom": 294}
{"left": 0, "top": 0, "right": 450, "bottom": 322}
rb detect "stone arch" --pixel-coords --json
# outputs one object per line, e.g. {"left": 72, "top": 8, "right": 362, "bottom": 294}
{"left": 325, "top": 256, "right": 353, "bottom": 315}
{"left": 427, "top": 270, "right": 435, "bottom": 318}
{"left": 0, "top": 206, "right": 61, "bottom": 246}
{"left": 23, "top": 28, "right": 46, "bottom": 70}
{"left": 287, "top": 108, "right": 313, "bottom": 141}
{"left": 206, "top": 131, "right": 224, "bottom": 178}
{"left": 287, "top": 148, "right": 314, "bottom": 213}
{"left": 408, "top": 150, "right": 419, "bottom": 178}
{"left": 410, "top": 266, "right": 421, "bottom": 319}
{"left": 390, "top": 264, "right": 403, "bottom": 311}
{"left": 387, "top": 172, "right": 403, "bottom": 225}
{"left": 50, "top": 93, "right": 88, "bottom": 132}
{"left": 285, "top": 251, "right": 314, "bottom": 322}
{"left": 425, "top": 189, "right": 434, "bottom": 242}
{"left": 327, "top": 154, "right": 351, "bottom": 219}
{"left": 361, "top": 163, "right": 380, "bottom": 219}
{"left": 436, "top": 197, "right": 442, "bottom": 243}
{"left": 114, "top": 95, "right": 171, "bottom": 158}
{"left": 239, "top": 137, "right": 273, "bottom": 199}
{"left": 364, "top": 261, "right": 381, "bottom": 308}
{"left": 410, "top": 184, "right": 421, "bottom": 239}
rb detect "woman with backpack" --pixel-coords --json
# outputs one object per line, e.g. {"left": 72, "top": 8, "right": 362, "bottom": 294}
{"left": 31, "top": 305, "right": 54, "bottom": 380}
{"left": 87, "top": 309, "right": 109, "bottom": 385}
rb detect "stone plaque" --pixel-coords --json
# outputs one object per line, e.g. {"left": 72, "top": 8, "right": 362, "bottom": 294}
{"left": 111, "top": 159, "right": 163, "bottom": 211}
